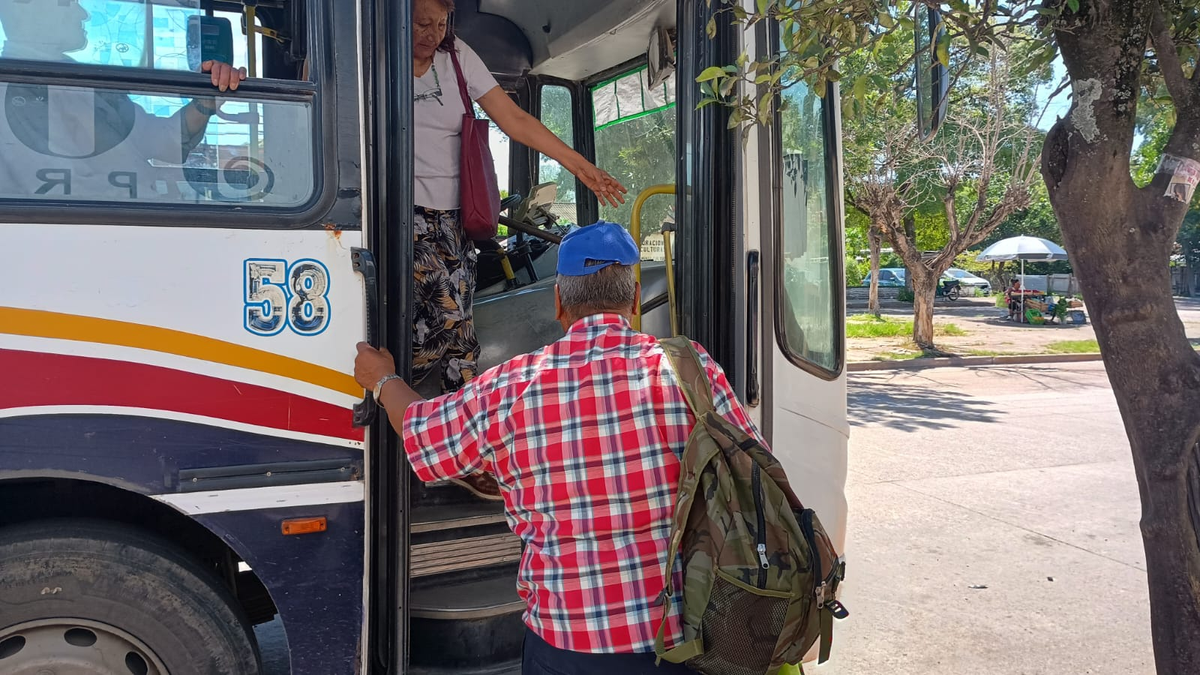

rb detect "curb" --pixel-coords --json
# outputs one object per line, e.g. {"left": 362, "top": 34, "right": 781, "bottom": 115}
{"left": 848, "top": 352, "right": 1104, "bottom": 372}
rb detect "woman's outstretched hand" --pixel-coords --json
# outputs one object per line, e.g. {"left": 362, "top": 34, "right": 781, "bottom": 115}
{"left": 573, "top": 161, "right": 628, "bottom": 209}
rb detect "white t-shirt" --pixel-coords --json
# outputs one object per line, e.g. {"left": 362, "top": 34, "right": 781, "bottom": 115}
{"left": 414, "top": 39, "right": 500, "bottom": 210}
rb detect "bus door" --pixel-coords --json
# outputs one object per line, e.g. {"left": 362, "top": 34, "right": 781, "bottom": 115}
{"left": 753, "top": 34, "right": 851, "bottom": 552}
{"left": 672, "top": 0, "right": 850, "bottom": 553}
{"left": 0, "top": 2, "right": 375, "bottom": 674}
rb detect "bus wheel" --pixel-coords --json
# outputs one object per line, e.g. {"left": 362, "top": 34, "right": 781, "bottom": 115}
{"left": 0, "top": 519, "right": 261, "bottom": 675}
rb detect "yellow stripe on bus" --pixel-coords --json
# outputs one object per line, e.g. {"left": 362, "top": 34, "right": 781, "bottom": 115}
{"left": 0, "top": 307, "right": 362, "bottom": 398}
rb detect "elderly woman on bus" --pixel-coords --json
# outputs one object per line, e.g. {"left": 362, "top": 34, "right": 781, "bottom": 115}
{"left": 411, "top": 0, "right": 627, "bottom": 400}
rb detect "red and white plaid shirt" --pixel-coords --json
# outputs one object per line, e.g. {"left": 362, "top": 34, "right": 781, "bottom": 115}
{"left": 402, "top": 313, "right": 765, "bottom": 654}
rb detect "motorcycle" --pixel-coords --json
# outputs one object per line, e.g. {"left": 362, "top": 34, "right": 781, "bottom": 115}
{"left": 936, "top": 278, "right": 962, "bottom": 301}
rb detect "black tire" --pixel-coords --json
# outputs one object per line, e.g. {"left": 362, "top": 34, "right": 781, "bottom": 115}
{"left": 947, "top": 286, "right": 961, "bottom": 301}
{"left": 0, "top": 519, "right": 261, "bottom": 675}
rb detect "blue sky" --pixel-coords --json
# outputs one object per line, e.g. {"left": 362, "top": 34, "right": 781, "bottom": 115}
{"left": 1035, "top": 57, "right": 1071, "bottom": 131}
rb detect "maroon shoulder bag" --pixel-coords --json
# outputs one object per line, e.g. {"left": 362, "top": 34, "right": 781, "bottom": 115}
{"left": 449, "top": 46, "right": 501, "bottom": 240}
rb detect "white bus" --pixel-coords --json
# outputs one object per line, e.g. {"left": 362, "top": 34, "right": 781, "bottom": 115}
{"left": 0, "top": 0, "right": 851, "bottom": 672}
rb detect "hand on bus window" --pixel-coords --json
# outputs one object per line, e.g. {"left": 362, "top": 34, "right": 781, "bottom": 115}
{"left": 574, "top": 161, "right": 627, "bottom": 209}
{"left": 201, "top": 60, "right": 248, "bottom": 92}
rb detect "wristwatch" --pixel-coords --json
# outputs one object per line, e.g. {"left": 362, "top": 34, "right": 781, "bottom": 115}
{"left": 373, "top": 374, "right": 403, "bottom": 403}
{"left": 192, "top": 99, "right": 220, "bottom": 116}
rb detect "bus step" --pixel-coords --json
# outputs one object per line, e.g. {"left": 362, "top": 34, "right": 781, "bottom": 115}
{"left": 410, "top": 575, "right": 523, "bottom": 620}
{"left": 412, "top": 502, "right": 508, "bottom": 534}
{"left": 406, "top": 660, "right": 520, "bottom": 675}
{"left": 410, "top": 571, "right": 525, "bottom": 670}
{"left": 410, "top": 532, "right": 523, "bottom": 578}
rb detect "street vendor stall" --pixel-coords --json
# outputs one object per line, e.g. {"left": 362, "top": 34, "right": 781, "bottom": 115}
{"left": 977, "top": 236, "right": 1073, "bottom": 323}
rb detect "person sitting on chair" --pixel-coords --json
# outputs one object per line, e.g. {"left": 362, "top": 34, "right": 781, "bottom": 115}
{"left": 1006, "top": 279, "right": 1023, "bottom": 320}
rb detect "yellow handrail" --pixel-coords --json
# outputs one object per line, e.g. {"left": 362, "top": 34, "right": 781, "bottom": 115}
{"left": 662, "top": 229, "right": 678, "bottom": 337}
{"left": 629, "top": 184, "right": 676, "bottom": 332}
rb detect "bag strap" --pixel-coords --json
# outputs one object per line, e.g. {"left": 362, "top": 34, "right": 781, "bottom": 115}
{"left": 658, "top": 336, "right": 715, "bottom": 419}
{"left": 447, "top": 44, "right": 475, "bottom": 117}
{"left": 653, "top": 336, "right": 720, "bottom": 664}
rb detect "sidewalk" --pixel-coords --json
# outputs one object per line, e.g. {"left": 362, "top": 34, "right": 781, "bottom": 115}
{"left": 847, "top": 297, "right": 1200, "bottom": 363}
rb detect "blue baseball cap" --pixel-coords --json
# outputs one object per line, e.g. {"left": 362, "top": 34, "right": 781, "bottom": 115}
{"left": 556, "top": 221, "right": 640, "bottom": 277}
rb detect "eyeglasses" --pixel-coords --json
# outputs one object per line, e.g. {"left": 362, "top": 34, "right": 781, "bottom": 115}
{"left": 416, "top": 64, "right": 444, "bottom": 106}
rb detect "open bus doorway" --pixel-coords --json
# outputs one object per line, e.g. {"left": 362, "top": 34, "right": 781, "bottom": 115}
{"left": 394, "top": 1, "right": 681, "bottom": 672}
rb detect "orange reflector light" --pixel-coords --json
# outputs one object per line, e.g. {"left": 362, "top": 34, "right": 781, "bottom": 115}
{"left": 281, "top": 517, "right": 327, "bottom": 536}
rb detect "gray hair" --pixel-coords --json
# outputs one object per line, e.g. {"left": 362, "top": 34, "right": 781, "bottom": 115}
{"left": 556, "top": 264, "right": 637, "bottom": 313}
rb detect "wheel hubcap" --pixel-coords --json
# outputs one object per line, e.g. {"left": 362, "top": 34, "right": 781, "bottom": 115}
{"left": 0, "top": 619, "right": 168, "bottom": 675}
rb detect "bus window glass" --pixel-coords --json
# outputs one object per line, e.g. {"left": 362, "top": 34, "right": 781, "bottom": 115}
{"left": 778, "top": 79, "right": 841, "bottom": 373}
{"left": 0, "top": 81, "right": 315, "bottom": 207}
{"left": 474, "top": 100, "right": 510, "bottom": 198}
{"left": 539, "top": 84, "right": 576, "bottom": 225}
{"left": 0, "top": 0, "right": 261, "bottom": 74}
{"left": 592, "top": 67, "right": 675, "bottom": 237}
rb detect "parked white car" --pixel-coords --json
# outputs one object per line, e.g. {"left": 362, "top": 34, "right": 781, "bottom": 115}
{"left": 943, "top": 268, "right": 991, "bottom": 294}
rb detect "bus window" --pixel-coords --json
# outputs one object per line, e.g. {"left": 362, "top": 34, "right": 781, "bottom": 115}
{"left": 592, "top": 66, "right": 675, "bottom": 232}
{"left": 474, "top": 100, "right": 510, "bottom": 197}
{"left": 0, "top": 81, "right": 315, "bottom": 206}
{"left": 778, "top": 79, "right": 841, "bottom": 374}
{"left": 0, "top": 0, "right": 317, "bottom": 209}
{"left": 539, "top": 84, "right": 577, "bottom": 225}
{"left": 0, "top": 0, "right": 265, "bottom": 75}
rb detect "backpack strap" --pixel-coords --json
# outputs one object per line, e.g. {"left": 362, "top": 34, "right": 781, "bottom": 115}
{"left": 658, "top": 336, "right": 715, "bottom": 419}
{"left": 653, "top": 336, "right": 718, "bottom": 665}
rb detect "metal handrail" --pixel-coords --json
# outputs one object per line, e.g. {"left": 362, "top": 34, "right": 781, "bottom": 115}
{"left": 629, "top": 184, "right": 676, "bottom": 332}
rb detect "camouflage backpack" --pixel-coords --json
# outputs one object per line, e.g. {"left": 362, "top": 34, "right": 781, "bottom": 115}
{"left": 654, "top": 337, "right": 848, "bottom": 675}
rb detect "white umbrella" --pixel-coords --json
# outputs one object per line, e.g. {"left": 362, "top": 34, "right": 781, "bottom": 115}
{"left": 976, "top": 236, "right": 1068, "bottom": 262}
{"left": 976, "top": 236, "right": 1069, "bottom": 322}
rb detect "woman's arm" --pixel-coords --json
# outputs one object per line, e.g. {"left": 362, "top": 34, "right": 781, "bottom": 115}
{"left": 476, "top": 87, "right": 627, "bottom": 208}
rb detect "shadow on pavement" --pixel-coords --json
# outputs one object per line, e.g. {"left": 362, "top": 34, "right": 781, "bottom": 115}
{"left": 849, "top": 380, "right": 1000, "bottom": 433}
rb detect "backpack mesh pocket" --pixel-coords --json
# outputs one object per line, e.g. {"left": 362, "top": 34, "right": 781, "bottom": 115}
{"left": 687, "top": 574, "right": 789, "bottom": 675}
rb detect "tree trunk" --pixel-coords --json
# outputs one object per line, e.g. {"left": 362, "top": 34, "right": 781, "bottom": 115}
{"left": 910, "top": 267, "right": 937, "bottom": 350}
{"left": 1044, "top": 3, "right": 1200, "bottom": 671}
{"left": 868, "top": 224, "right": 883, "bottom": 317}
{"left": 903, "top": 214, "right": 916, "bottom": 293}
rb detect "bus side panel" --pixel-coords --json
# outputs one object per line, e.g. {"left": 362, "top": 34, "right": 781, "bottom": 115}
{"left": 0, "top": 222, "right": 369, "bottom": 674}
{"left": 197, "top": 503, "right": 365, "bottom": 675}
{"left": 766, "top": 368, "right": 850, "bottom": 551}
{"left": 0, "top": 414, "right": 366, "bottom": 675}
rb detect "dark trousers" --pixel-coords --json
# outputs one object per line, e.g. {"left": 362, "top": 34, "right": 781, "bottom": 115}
{"left": 522, "top": 628, "right": 696, "bottom": 675}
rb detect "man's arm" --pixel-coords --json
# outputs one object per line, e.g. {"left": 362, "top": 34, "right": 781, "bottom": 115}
{"left": 353, "top": 342, "right": 500, "bottom": 481}
{"left": 184, "top": 61, "right": 247, "bottom": 133}
{"left": 134, "top": 61, "right": 248, "bottom": 162}
{"left": 377, "top": 377, "right": 423, "bottom": 437}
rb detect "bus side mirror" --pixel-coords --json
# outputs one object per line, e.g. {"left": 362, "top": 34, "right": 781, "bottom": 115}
{"left": 914, "top": 7, "right": 949, "bottom": 140}
{"left": 647, "top": 26, "right": 676, "bottom": 89}
{"left": 187, "top": 16, "right": 235, "bottom": 72}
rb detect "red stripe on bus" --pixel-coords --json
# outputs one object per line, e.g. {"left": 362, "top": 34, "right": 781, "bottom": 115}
{"left": 0, "top": 349, "right": 364, "bottom": 443}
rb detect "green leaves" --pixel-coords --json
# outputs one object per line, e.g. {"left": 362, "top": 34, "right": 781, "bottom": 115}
{"left": 935, "top": 32, "right": 951, "bottom": 68}
{"left": 697, "top": 66, "right": 726, "bottom": 83}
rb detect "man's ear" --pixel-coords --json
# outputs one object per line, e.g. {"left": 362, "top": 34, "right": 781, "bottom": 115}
{"left": 554, "top": 285, "right": 564, "bottom": 321}
{"left": 631, "top": 281, "right": 642, "bottom": 316}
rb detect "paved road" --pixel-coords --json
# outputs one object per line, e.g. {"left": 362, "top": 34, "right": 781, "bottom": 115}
{"left": 814, "top": 362, "right": 1154, "bottom": 675}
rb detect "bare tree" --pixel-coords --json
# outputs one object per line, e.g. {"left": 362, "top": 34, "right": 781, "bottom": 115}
{"left": 866, "top": 224, "right": 884, "bottom": 318}
{"left": 847, "top": 54, "right": 1040, "bottom": 350}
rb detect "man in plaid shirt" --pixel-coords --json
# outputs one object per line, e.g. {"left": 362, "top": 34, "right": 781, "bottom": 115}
{"left": 354, "top": 222, "right": 765, "bottom": 674}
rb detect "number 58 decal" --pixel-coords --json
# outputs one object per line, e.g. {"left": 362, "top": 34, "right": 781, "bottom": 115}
{"left": 244, "top": 259, "right": 331, "bottom": 336}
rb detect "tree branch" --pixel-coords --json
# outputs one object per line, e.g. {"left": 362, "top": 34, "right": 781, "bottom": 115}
{"left": 1150, "top": 0, "right": 1193, "bottom": 109}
